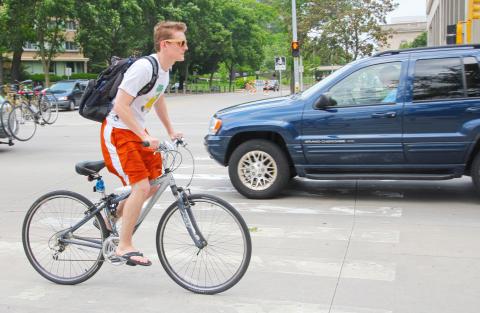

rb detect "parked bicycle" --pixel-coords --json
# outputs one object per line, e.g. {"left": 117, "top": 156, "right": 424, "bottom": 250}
{"left": 0, "top": 96, "right": 14, "bottom": 146}
{"left": 7, "top": 81, "right": 59, "bottom": 141}
{"left": 22, "top": 139, "right": 252, "bottom": 294}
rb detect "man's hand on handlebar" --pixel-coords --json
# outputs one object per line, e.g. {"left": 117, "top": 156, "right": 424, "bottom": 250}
{"left": 169, "top": 131, "right": 183, "bottom": 141}
{"left": 143, "top": 134, "right": 160, "bottom": 150}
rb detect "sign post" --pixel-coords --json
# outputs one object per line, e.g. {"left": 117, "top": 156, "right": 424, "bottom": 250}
{"left": 274, "top": 56, "right": 286, "bottom": 96}
{"left": 65, "top": 67, "right": 72, "bottom": 80}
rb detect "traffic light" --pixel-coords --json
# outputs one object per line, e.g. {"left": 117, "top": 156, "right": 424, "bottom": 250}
{"left": 291, "top": 41, "right": 300, "bottom": 57}
{"left": 469, "top": 0, "right": 480, "bottom": 19}
{"left": 446, "top": 24, "right": 457, "bottom": 44}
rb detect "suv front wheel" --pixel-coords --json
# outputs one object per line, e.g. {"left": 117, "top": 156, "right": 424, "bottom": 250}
{"left": 471, "top": 152, "right": 480, "bottom": 193}
{"left": 229, "top": 139, "right": 290, "bottom": 199}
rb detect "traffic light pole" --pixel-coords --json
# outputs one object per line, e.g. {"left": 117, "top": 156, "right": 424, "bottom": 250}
{"left": 291, "top": 0, "right": 300, "bottom": 93}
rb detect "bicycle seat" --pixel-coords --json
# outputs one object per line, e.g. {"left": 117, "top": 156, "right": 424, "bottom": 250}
{"left": 75, "top": 161, "right": 105, "bottom": 176}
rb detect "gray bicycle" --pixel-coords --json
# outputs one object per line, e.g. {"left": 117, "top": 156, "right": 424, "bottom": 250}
{"left": 22, "top": 139, "right": 252, "bottom": 294}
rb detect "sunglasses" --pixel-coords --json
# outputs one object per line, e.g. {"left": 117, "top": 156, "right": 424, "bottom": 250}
{"left": 165, "top": 39, "right": 187, "bottom": 47}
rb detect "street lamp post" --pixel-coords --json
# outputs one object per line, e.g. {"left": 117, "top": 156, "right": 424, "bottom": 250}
{"left": 291, "top": 0, "right": 300, "bottom": 93}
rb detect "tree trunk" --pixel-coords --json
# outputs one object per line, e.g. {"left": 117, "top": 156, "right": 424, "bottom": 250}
{"left": 11, "top": 47, "right": 23, "bottom": 82}
{"left": 228, "top": 64, "right": 234, "bottom": 92}
{"left": 183, "top": 63, "right": 189, "bottom": 95}
{"left": 209, "top": 72, "right": 214, "bottom": 89}
{"left": 42, "top": 58, "right": 50, "bottom": 87}
{"left": 0, "top": 55, "right": 4, "bottom": 87}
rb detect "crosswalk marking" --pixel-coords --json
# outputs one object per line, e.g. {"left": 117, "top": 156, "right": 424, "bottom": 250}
{"left": 250, "top": 255, "right": 396, "bottom": 282}
{"left": 251, "top": 226, "right": 400, "bottom": 243}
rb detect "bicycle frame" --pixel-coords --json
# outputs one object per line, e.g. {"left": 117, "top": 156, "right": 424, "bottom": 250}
{"left": 58, "top": 170, "right": 207, "bottom": 251}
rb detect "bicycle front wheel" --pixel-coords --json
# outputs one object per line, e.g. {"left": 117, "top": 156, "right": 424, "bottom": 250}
{"left": 8, "top": 103, "right": 37, "bottom": 141}
{"left": 156, "top": 194, "right": 252, "bottom": 294}
{"left": 22, "top": 190, "right": 108, "bottom": 285}
{"left": 39, "top": 96, "right": 59, "bottom": 124}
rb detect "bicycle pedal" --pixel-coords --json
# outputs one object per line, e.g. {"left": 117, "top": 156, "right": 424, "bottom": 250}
{"left": 108, "top": 255, "right": 126, "bottom": 266}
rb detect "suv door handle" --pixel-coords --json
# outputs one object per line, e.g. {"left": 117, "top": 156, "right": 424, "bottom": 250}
{"left": 466, "top": 107, "right": 480, "bottom": 113}
{"left": 371, "top": 112, "right": 396, "bottom": 118}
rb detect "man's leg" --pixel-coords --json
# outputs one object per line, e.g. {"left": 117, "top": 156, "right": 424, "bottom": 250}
{"left": 116, "top": 178, "right": 151, "bottom": 264}
{"left": 115, "top": 184, "right": 159, "bottom": 218}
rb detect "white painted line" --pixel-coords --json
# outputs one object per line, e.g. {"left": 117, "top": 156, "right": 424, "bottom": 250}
{"left": 251, "top": 226, "right": 399, "bottom": 243}
{"left": 0, "top": 241, "right": 23, "bottom": 253}
{"left": 207, "top": 297, "right": 392, "bottom": 313}
{"left": 174, "top": 173, "right": 229, "bottom": 180}
{"left": 234, "top": 204, "right": 403, "bottom": 218}
{"left": 10, "top": 286, "right": 46, "bottom": 301}
{"left": 251, "top": 255, "right": 396, "bottom": 282}
{"left": 152, "top": 202, "right": 402, "bottom": 217}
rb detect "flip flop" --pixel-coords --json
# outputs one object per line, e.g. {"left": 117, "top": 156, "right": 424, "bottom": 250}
{"left": 119, "top": 251, "right": 152, "bottom": 266}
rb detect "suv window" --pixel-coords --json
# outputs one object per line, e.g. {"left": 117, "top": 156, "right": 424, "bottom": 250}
{"left": 464, "top": 57, "right": 480, "bottom": 98}
{"left": 328, "top": 62, "right": 401, "bottom": 107}
{"left": 413, "top": 58, "right": 463, "bottom": 102}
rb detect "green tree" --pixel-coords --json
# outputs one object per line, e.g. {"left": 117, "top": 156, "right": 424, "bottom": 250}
{"left": 400, "top": 31, "right": 427, "bottom": 49}
{"left": 220, "top": 0, "right": 267, "bottom": 90}
{"left": 4, "top": 0, "right": 36, "bottom": 82}
{"left": 0, "top": 2, "right": 8, "bottom": 85}
{"left": 75, "top": 0, "right": 144, "bottom": 72}
{"left": 33, "top": 0, "right": 76, "bottom": 86}
{"left": 299, "top": 0, "right": 397, "bottom": 63}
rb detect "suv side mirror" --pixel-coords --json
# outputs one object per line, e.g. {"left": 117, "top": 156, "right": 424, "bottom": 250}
{"left": 314, "top": 94, "right": 336, "bottom": 109}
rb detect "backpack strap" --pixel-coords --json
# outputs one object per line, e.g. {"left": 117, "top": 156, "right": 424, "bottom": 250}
{"left": 137, "top": 55, "right": 159, "bottom": 96}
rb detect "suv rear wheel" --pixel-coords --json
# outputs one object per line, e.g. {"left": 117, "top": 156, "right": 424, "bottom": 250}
{"left": 229, "top": 139, "right": 290, "bottom": 199}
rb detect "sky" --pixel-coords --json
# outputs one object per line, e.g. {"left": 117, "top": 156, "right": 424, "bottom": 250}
{"left": 387, "top": 0, "right": 427, "bottom": 23}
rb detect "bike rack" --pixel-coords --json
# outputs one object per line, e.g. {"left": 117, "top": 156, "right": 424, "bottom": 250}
{"left": 0, "top": 137, "right": 14, "bottom": 146}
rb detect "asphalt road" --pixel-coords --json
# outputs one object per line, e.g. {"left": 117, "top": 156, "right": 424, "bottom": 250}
{"left": 1, "top": 91, "right": 480, "bottom": 313}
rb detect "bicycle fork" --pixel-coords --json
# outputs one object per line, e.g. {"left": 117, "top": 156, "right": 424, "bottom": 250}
{"left": 175, "top": 187, "right": 207, "bottom": 250}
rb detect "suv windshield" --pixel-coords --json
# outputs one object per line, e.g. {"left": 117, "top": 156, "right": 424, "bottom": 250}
{"left": 50, "top": 82, "right": 75, "bottom": 93}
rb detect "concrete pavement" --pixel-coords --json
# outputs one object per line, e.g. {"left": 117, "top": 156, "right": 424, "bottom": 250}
{"left": 1, "top": 92, "right": 480, "bottom": 313}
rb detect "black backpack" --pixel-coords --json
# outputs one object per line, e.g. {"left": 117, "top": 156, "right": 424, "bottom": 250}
{"left": 79, "top": 55, "right": 159, "bottom": 122}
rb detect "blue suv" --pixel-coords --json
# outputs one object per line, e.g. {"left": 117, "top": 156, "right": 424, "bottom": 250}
{"left": 204, "top": 45, "right": 480, "bottom": 199}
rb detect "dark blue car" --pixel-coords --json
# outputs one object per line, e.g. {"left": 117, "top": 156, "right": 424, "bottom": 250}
{"left": 205, "top": 45, "right": 480, "bottom": 199}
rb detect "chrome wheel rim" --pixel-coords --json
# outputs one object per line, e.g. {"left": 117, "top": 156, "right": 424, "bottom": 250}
{"left": 238, "top": 150, "right": 277, "bottom": 190}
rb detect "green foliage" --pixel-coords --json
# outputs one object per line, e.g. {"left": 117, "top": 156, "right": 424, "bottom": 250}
{"left": 3, "top": 0, "right": 396, "bottom": 88}
{"left": 32, "top": 0, "right": 76, "bottom": 85}
{"left": 299, "top": 0, "right": 397, "bottom": 63}
{"left": 400, "top": 32, "right": 427, "bottom": 49}
{"left": 27, "top": 72, "right": 97, "bottom": 84}
{"left": 70, "top": 73, "right": 98, "bottom": 79}
{"left": 27, "top": 73, "right": 62, "bottom": 83}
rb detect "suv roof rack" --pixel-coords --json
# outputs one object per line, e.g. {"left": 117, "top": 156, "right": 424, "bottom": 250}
{"left": 373, "top": 44, "right": 480, "bottom": 57}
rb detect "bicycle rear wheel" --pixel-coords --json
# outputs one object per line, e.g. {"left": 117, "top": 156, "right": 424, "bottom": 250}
{"left": 156, "top": 194, "right": 252, "bottom": 294}
{"left": 22, "top": 190, "right": 108, "bottom": 285}
{"left": 0, "top": 101, "right": 13, "bottom": 138}
{"left": 8, "top": 103, "right": 37, "bottom": 141}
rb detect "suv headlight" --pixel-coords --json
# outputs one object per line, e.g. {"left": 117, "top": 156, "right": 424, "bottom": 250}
{"left": 208, "top": 117, "right": 222, "bottom": 135}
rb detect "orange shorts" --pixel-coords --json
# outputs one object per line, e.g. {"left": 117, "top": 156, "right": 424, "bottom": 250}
{"left": 100, "top": 121, "right": 162, "bottom": 186}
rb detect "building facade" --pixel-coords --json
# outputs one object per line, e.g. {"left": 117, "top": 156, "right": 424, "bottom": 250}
{"left": 379, "top": 17, "right": 427, "bottom": 51}
{"left": 15, "top": 20, "right": 89, "bottom": 77}
{"left": 427, "top": 0, "right": 480, "bottom": 45}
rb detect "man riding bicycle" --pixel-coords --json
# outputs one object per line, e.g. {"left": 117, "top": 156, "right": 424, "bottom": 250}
{"left": 100, "top": 21, "right": 187, "bottom": 266}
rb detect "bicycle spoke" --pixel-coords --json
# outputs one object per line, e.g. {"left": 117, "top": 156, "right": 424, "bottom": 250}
{"left": 158, "top": 195, "right": 251, "bottom": 294}
{"left": 23, "top": 191, "right": 105, "bottom": 284}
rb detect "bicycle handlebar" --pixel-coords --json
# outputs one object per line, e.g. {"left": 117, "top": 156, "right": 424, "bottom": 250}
{"left": 142, "top": 138, "right": 185, "bottom": 150}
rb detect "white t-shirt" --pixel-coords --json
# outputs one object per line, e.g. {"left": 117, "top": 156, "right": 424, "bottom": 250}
{"left": 106, "top": 53, "right": 169, "bottom": 129}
